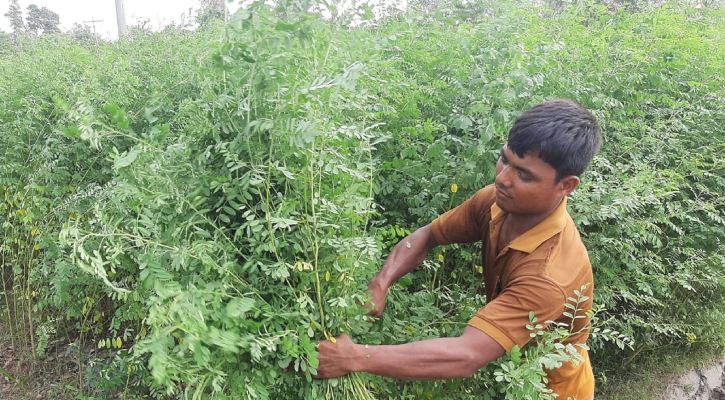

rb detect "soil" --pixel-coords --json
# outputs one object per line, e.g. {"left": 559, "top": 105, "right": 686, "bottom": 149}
{"left": 665, "top": 360, "right": 725, "bottom": 400}
{"left": 0, "top": 326, "right": 78, "bottom": 400}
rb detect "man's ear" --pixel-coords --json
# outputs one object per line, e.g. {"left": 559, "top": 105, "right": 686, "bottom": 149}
{"left": 558, "top": 176, "right": 580, "bottom": 196}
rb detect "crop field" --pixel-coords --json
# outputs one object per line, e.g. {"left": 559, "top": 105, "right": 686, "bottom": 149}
{"left": 1, "top": 1, "right": 724, "bottom": 399}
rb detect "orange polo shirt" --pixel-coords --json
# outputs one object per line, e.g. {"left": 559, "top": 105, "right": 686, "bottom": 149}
{"left": 431, "top": 185, "right": 595, "bottom": 400}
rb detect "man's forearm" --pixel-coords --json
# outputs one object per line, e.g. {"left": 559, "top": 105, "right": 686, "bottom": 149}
{"left": 347, "top": 327, "right": 504, "bottom": 380}
{"left": 372, "top": 224, "right": 439, "bottom": 290}
{"left": 351, "top": 338, "right": 478, "bottom": 379}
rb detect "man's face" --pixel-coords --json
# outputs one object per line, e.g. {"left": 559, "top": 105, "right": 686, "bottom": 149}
{"left": 494, "top": 144, "right": 576, "bottom": 216}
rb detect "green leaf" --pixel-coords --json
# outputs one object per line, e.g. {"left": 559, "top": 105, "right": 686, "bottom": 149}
{"left": 115, "top": 149, "right": 141, "bottom": 169}
{"left": 226, "top": 298, "right": 255, "bottom": 318}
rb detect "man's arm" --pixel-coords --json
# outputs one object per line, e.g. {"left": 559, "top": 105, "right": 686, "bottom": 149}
{"left": 314, "top": 326, "right": 506, "bottom": 380}
{"left": 366, "top": 224, "right": 440, "bottom": 317}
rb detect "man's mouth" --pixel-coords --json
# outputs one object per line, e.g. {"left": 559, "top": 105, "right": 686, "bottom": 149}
{"left": 495, "top": 187, "right": 511, "bottom": 199}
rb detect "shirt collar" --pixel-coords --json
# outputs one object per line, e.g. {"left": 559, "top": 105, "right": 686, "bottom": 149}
{"left": 491, "top": 197, "right": 569, "bottom": 254}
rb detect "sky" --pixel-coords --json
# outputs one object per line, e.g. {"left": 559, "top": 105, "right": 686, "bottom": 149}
{"left": 0, "top": 0, "right": 238, "bottom": 39}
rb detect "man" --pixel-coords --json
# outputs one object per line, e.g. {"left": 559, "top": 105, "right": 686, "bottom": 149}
{"left": 314, "top": 99, "right": 602, "bottom": 399}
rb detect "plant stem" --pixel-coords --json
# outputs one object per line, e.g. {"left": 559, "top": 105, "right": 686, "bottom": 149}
{"left": 308, "top": 140, "right": 327, "bottom": 336}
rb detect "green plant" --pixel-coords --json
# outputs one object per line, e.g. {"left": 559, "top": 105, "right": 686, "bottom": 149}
{"left": 1, "top": 1, "right": 723, "bottom": 399}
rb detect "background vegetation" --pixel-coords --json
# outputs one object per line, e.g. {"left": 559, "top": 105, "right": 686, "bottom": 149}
{"left": 1, "top": 0, "right": 724, "bottom": 399}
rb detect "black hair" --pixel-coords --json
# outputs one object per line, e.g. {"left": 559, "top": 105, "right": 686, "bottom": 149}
{"left": 507, "top": 99, "right": 602, "bottom": 181}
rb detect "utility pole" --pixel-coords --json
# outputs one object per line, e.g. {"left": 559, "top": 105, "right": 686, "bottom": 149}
{"left": 83, "top": 18, "right": 103, "bottom": 37}
{"left": 83, "top": 18, "right": 103, "bottom": 45}
{"left": 115, "top": 0, "right": 128, "bottom": 38}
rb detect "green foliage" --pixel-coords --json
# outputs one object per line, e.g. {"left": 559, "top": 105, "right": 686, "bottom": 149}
{"left": 197, "top": 0, "right": 227, "bottom": 28}
{"left": 0, "top": 28, "right": 220, "bottom": 396}
{"left": 4, "top": 0, "right": 24, "bottom": 33}
{"left": 25, "top": 4, "right": 61, "bottom": 35}
{"left": 1, "top": 0, "right": 724, "bottom": 398}
{"left": 68, "top": 23, "right": 102, "bottom": 45}
{"left": 60, "top": 3, "right": 388, "bottom": 398}
{"left": 558, "top": 5, "right": 725, "bottom": 358}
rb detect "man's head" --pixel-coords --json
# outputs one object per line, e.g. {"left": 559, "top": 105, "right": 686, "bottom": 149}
{"left": 507, "top": 99, "right": 602, "bottom": 182}
{"left": 494, "top": 99, "right": 601, "bottom": 217}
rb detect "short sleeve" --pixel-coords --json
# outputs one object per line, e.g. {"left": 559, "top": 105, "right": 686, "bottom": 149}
{"left": 431, "top": 185, "right": 495, "bottom": 245}
{"left": 467, "top": 275, "right": 567, "bottom": 350}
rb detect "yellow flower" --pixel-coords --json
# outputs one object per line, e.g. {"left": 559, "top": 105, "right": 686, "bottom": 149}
{"left": 450, "top": 183, "right": 458, "bottom": 193}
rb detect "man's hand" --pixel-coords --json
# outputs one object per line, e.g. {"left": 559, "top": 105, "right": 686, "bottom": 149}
{"left": 363, "top": 279, "right": 388, "bottom": 318}
{"left": 362, "top": 225, "right": 439, "bottom": 318}
{"left": 314, "top": 333, "right": 360, "bottom": 379}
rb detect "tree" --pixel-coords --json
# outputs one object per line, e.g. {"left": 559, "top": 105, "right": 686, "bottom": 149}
{"left": 68, "top": 23, "right": 102, "bottom": 45}
{"left": 26, "top": 4, "right": 61, "bottom": 35}
{"left": 196, "top": 0, "right": 226, "bottom": 28}
{"left": 4, "top": 0, "right": 25, "bottom": 33}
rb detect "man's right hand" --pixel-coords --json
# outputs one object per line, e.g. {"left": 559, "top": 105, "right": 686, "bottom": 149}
{"left": 364, "top": 279, "right": 388, "bottom": 318}
{"left": 362, "top": 224, "right": 439, "bottom": 318}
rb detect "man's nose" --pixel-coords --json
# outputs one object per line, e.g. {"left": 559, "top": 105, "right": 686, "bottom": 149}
{"left": 496, "top": 165, "right": 512, "bottom": 187}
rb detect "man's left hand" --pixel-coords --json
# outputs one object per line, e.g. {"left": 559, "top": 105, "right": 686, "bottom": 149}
{"left": 314, "top": 333, "right": 360, "bottom": 379}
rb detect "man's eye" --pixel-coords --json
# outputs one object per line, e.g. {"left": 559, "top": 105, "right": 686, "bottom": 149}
{"left": 519, "top": 173, "right": 533, "bottom": 181}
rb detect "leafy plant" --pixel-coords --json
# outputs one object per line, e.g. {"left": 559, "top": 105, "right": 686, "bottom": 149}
{"left": 1, "top": 1, "right": 723, "bottom": 399}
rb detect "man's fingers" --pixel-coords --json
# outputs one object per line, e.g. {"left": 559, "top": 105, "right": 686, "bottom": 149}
{"left": 367, "top": 308, "right": 382, "bottom": 318}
